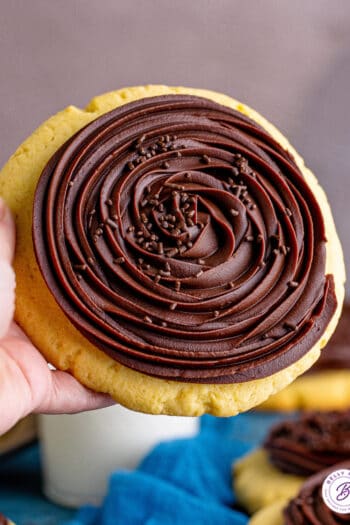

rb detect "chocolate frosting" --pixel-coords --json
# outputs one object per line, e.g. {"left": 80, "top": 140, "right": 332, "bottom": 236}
{"left": 310, "top": 304, "right": 350, "bottom": 373}
{"left": 264, "top": 411, "right": 350, "bottom": 476}
{"left": 283, "top": 462, "right": 350, "bottom": 524}
{"left": 32, "top": 94, "right": 337, "bottom": 383}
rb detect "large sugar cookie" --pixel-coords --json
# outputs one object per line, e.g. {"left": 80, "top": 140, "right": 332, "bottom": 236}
{"left": 0, "top": 86, "right": 345, "bottom": 416}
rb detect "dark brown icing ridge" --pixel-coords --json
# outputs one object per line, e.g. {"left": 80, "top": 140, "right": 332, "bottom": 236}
{"left": 32, "top": 94, "right": 337, "bottom": 383}
{"left": 309, "top": 304, "right": 350, "bottom": 373}
{"left": 264, "top": 411, "right": 350, "bottom": 476}
{"left": 283, "top": 461, "right": 350, "bottom": 524}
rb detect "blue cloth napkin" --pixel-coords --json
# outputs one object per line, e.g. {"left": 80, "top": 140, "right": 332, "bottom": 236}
{"left": 66, "top": 412, "right": 285, "bottom": 525}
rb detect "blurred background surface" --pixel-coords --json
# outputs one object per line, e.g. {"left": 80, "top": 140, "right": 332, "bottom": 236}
{"left": 0, "top": 0, "right": 349, "bottom": 297}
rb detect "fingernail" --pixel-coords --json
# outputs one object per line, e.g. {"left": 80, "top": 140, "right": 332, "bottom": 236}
{"left": 0, "top": 197, "right": 5, "bottom": 221}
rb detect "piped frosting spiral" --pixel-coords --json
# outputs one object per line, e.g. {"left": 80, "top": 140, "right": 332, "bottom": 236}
{"left": 264, "top": 411, "right": 350, "bottom": 476}
{"left": 32, "top": 95, "right": 336, "bottom": 383}
{"left": 283, "top": 462, "right": 350, "bottom": 524}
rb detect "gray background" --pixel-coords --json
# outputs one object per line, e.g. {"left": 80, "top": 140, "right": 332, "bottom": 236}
{"left": 0, "top": 0, "right": 349, "bottom": 297}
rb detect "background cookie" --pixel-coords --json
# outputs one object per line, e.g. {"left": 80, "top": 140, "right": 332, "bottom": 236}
{"left": 249, "top": 501, "right": 285, "bottom": 525}
{"left": 0, "top": 85, "right": 345, "bottom": 416}
{"left": 250, "top": 461, "right": 350, "bottom": 524}
{"left": 233, "top": 449, "right": 303, "bottom": 514}
{"left": 234, "top": 410, "right": 350, "bottom": 514}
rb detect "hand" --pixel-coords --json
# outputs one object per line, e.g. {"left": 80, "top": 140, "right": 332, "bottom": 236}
{"left": 0, "top": 197, "right": 114, "bottom": 436}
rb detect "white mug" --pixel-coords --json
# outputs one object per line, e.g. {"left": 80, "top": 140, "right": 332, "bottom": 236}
{"left": 39, "top": 405, "right": 198, "bottom": 508}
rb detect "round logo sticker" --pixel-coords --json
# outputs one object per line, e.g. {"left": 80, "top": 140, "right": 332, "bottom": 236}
{"left": 322, "top": 469, "right": 350, "bottom": 514}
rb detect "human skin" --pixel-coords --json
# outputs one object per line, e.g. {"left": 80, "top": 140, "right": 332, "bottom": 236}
{"left": 0, "top": 198, "right": 114, "bottom": 436}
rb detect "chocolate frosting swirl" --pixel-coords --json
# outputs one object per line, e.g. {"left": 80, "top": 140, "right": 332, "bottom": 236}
{"left": 32, "top": 94, "right": 336, "bottom": 383}
{"left": 264, "top": 411, "right": 350, "bottom": 476}
{"left": 310, "top": 304, "right": 350, "bottom": 373}
{"left": 283, "top": 462, "right": 350, "bottom": 524}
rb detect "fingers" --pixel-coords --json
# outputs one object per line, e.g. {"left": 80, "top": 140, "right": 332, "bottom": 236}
{"left": 34, "top": 370, "right": 115, "bottom": 414}
{"left": 0, "top": 197, "right": 15, "bottom": 263}
{"left": 0, "top": 198, "right": 16, "bottom": 338}
{"left": 6, "top": 322, "right": 26, "bottom": 338}
{"left": 1, "top": 326, "right": 114, "bottom": 428}
{"left": 0, "top": 199, "right": 115, "bottom": 419}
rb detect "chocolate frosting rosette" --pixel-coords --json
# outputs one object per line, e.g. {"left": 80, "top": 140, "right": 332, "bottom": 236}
{"left": 249, "top": 462, "right": 350, "bottom": 525}
{"left": 264, "top": 411, "right": 350, "bottom": 476}
{"left": 32, "top": 94, "right": 337, "bottom": 384}
{"left": 283, "top": 462, "right": 350, "bottom": 524}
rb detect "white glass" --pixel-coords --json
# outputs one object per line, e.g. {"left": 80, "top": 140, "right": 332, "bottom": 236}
{"left": 39, "top": 405, "right": 198, "bottom": 508}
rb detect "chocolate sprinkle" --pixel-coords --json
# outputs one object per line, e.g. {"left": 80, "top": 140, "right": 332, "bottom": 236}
{"left": 113, "top": 257, "right": 125, "bottom": 264}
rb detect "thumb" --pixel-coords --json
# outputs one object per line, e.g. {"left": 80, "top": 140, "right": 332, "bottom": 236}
{"left": 0, "top": 197, "right": 16, "bottom": 338}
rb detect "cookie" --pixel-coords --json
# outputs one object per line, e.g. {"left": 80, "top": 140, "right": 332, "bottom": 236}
{"left": 233, "top": 410, "right": 350, "bottom": 513}
{"left": 264, "top": 410, "right": 350, "bottom": 475}
{"left": 249, "top": 501, "right": 285, "bottom": 525}
{"left": 260, "top": 304, "right": 350, "bottom": 411}
{"left": 250, "top": 461, "right": 350, "bottom": 524}
{"left": 0, "top": 86, "right": 345, "bottom": 416}
{"left": 234, "top": 448, "right": 304, "bottom": 514}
